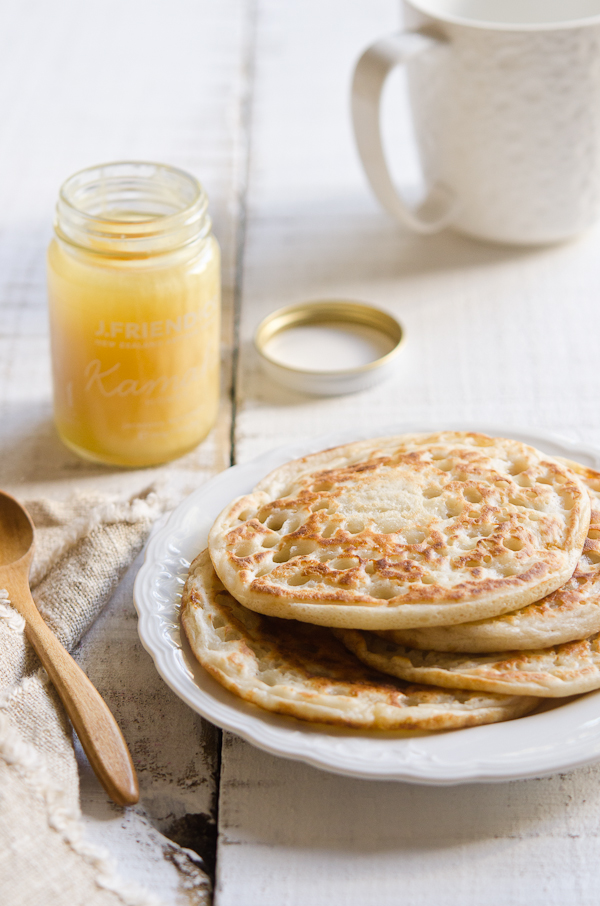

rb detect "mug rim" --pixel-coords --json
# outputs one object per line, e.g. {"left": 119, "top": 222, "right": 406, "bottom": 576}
{"left": 405, "top": 0, "right": 600, "bottom": 31}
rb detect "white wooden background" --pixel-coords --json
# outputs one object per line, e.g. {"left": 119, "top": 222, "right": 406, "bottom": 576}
{"left": 3, "top": 1, "right": 600, "bottom": 904}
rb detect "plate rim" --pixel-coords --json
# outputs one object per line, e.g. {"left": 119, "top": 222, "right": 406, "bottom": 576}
{"left": 133, "top": 421, "right": 600, "bottom": 784}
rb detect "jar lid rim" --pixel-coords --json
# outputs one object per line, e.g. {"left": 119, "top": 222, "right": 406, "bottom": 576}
{"left": 254, "top": 300, "right": 405, "bottom": 396}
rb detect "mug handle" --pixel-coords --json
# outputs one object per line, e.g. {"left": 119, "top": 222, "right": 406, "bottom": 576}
{"left": 352, "top": 31, "right": 457, "bottom": 234}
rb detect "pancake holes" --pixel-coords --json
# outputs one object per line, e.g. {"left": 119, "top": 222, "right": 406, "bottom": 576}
{"left": 457, "top": 536, "right": 477, "bottom": 551}
{"left": 508, "top": 458, "right": 528, "bottom": 476}
{"left": 479, "top": 525, "right": 493, "bottom": 536}
{"left": 588, "top": 530, "right": 600, "bottom": 540}
{"left": 455, "top": 473, "right": 469, "bottom": 482}
{"left": 255, "top": 564, "right": 273, "bottom": 577}
{"left": 560, "top": 493, "right": 574, "bottom": 511}
{"left": 423, "top": 486, "right": 442, "bottom": 499}
{"left": 504, "top": 537, "right": 523, "bottom": 552}
{"left": 431, "top": 451, "right": 446, "bottom": 460}
{"left": 464, "top": 488, "right": 482, "bottom": 504}
{"left": 346, "top": 519, "right": 365, "bottom": 534}
{"left": 380, "top": 522, "right": 401, "bottom": 535}
{"left": 508, "top": 496, "right": 529, "bottom": 509}
{"left": 365, "top": 562, "right": 376, "bottom": 575}
{"left": 261, "top": 535, "right": 279, "bottom": 548}
{"left": 272, "top": 548, "right": 292, "bottom": 564}
{"left": 537, "top": 475, "right": 553, "bottom": 485}
{"left": 330, "top": 558, "right": 356, "bottom": 571}
{"left": 483, "top": 555, "right": 493, "bottom": 564}
{"left": 445, "top": 500, "right": 463, "bottom": 518}
{"left": 502, "top": 565, "right": 521, "bottom": 576}
{"left": 405, "top": 529, "right": 426, "bottom": 544}
{"left": 465, "top": 560, "right": 480, "bottom": 568}
{"left": 516, "top": 474, "right": 534, "bottom": 488}
{"left": 312, "top": 481, "right": 333, "bottom": 492}
{"left": 287, "top": 575, "right": 311, "bottom": 586}
{"left": 291, "top": 541, "right": 316, "bottom": 557}
{"left": 371, "top": 588, "right": 395, "bottom": 599}
{"left": 437, "top": 461, "right": 452, "bottom": 472}
{"left": 586, "top": 551, "right": 600, "bottom": 565}
{"left": 285, "top": 516, "right": 303, "bottom": 533}
{"left": 234, "top": 542, "right": 256, "bottom": 558}
{"left": 266, "top": 513, "right": 287, "bottom": 531}
{"left": 312, "top": 501, "right": 330, "bottom": 512}
{"left": 237, "top": 508, "right": 255, "bottom": 522}
{"left": 321, "top": 523, "right": 337, "bottom": 539}
{"left": 420, "top": 576, "right": 436, "bottom": 584}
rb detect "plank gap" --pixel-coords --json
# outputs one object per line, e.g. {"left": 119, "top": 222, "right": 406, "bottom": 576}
{"left": 229, "top": 0, "right": 260, "bottom": 469}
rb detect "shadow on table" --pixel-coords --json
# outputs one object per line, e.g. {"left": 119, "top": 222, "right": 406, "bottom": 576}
{"left": 220, "top": 737, "right": 600, "bottom": 853}
{"left": 242, "top": 190, "right": 580, "bottom": 298}
{"left": 0, "top": 403, "right": 112, "bottom": 486}
{"left": 239, "top": 191, "right": 595, "bottom": 409}
{"left": 0, "top": 397, "right": 232, "bottom": 495}
{"left": 74, "top": 555, "right": 221, "bottom": 887}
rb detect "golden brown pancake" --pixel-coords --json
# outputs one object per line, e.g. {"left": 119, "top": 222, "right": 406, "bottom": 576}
{"left": 180, "top": 551, "right": 540, "bottom": 730}
{"left": 208, "top": 432, "right": 590, "bottom": 629}
{"left": 377, "top": 460, "right": 600, "bottom": 652}
{"left": 336, "top": 627, "right": 600, "bottom": 698}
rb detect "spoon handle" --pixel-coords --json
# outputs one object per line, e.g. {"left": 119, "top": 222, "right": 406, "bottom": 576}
{"left": 23, "top": 603, "right": 139, "bottom": 806}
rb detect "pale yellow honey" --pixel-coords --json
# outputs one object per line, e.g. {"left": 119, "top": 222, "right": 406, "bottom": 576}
{"left": 47, "top": 235, "right": 220, "bottom": 466}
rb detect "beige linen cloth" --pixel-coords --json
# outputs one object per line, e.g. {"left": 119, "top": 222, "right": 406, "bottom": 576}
{"left": 0, "top": 488, "right": 202, "bottom": 906}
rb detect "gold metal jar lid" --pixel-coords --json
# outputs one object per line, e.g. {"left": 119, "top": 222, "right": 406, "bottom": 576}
{"left": 254, "top": 300, "right": 404, "bottom": 396}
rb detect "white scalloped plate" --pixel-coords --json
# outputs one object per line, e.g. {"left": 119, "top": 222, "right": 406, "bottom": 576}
{"left": 134, "top": 423, "right": 600, "bottom": 784}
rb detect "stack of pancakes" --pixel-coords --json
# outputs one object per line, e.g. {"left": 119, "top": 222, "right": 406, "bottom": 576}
{"left": 182, "top": 432, "right": 600, "bottom": 732}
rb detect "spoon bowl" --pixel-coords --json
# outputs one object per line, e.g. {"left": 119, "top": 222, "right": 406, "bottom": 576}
{"left": 0, "top": 491, "right": 34, "bottom": 566}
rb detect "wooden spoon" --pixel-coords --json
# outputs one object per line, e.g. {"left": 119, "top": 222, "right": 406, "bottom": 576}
{"left": 0, "top": 490, "right": 139, "bottom": 806}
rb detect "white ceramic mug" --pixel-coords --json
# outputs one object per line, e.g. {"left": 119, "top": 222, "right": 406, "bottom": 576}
{"left": 352, "top": 0, "right": 600, "bottom": 244}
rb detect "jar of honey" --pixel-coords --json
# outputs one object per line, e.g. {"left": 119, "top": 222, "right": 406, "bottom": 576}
{"left": 47, "top": 161, "right": 220, "bottom": 467}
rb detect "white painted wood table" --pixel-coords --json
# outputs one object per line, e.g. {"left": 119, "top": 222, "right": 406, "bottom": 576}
{"left": 3, "top": 1, "right": 600, "bottom": 903}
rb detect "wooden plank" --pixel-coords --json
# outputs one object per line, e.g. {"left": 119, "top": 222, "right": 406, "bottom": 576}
{"left": 217, "top": 0, "right": 600, "bottom": 904}
{"left": 234, "top": 0, "right": 600, "bottom": 463}
{"left": 218, "top": 738, "right": 600, "bottom": 906}
{"left": 0, "top": 0, "right": 248, "bottom": 503}
{"left": 0, "top": 0, "right": 250, "bottom": 898}
{"left": 76, "top": 554, "right": 219, "bottom": 902}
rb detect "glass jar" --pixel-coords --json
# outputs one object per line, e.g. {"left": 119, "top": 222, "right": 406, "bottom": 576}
{"left": 47, "top": 161, "right": 221, "bottom": 467}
